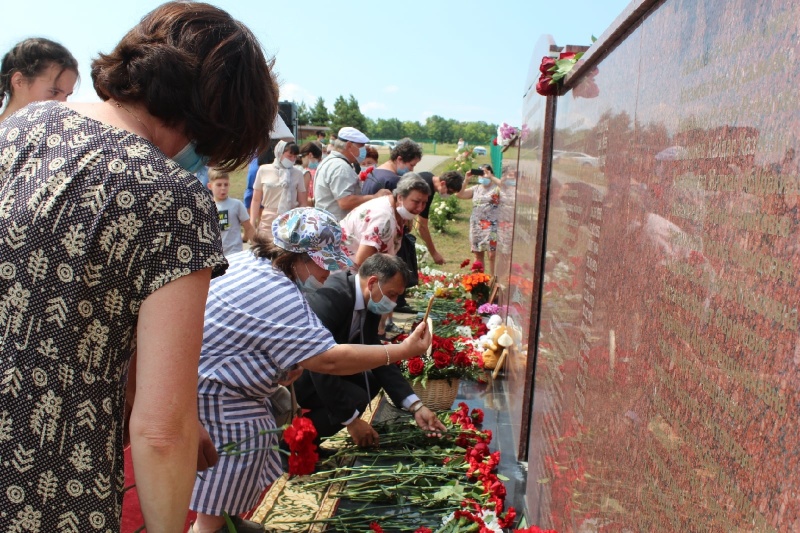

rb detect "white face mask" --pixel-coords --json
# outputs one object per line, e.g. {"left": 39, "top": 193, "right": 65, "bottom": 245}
{"left": 396, "top": 204, "right": 416, "bottom": 220}
{"left": 294, "top": 263, "right": 325, "bottom": 293}
{"left": 280, "top": 158, "right": 294, "bottom": 169}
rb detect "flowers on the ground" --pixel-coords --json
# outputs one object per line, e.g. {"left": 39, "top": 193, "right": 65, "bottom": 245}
{"left": 461, "top": 272, "right": 492, "bottom": 304}
{"left": 477, "top": 303, "right": 500, "bottom": 316}
{"left": 283, "top": 416, "right": 319, "bottom": 476}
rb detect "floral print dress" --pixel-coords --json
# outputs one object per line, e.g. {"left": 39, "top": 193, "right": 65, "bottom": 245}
{"left": 339, "top": 195, "right": 403, "bottom": 261}
{"left": 469, "top": 184, "right": 500, "bottom": 252}
{"left": 0, "top": 102, "right": 226, "bottom": 531}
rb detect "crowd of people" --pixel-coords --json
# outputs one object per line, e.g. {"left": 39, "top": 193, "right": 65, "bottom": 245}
{"left": 0, "top": 3, "right": 502, "bottom": 531}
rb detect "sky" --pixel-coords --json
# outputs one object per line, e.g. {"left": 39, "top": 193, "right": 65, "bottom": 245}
{"left": 2, "top": 0, "right": 632, "bottom": 128}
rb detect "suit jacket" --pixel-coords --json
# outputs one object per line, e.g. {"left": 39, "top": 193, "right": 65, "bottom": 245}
{"left": 295, "top": 271, "right": 414, "bottom": 424}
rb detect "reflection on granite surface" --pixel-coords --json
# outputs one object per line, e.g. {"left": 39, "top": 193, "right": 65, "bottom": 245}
{"left": 522, "top": 0, "right": 800, "bottom": 530}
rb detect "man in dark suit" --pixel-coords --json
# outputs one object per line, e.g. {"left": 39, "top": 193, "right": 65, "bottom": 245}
{"left": 295, "top": 254, "right": 446, "bottom": 446}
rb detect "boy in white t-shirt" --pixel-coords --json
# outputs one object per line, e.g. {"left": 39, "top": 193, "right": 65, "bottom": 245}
{"left": 208, "top": 169, "right": 254, "bottom": 256}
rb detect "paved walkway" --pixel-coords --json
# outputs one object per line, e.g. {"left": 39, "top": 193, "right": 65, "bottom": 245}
{"left": 416, "top": 154, "right": 450, "bottom": 173}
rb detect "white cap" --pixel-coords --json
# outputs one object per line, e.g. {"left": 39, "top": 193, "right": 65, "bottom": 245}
{"left": 337, "top": 126, "right": 369, "bottom": 144}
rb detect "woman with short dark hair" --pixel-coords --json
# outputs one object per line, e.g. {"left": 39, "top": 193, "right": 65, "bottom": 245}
{"left": 0, "top": 2, "right": 279, "bottom": 531}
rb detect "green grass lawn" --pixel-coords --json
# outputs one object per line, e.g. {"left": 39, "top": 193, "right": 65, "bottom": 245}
{"left": 412, "top": 198, "right": 474, "bottom": 275}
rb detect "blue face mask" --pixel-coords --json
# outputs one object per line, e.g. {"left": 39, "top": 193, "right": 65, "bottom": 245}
{"left": 478, "top": 177, "right": 490, "bottom": 186}
{"left": 357, "top": 146, "right": 367, "bottom": 163}
{"left": 367, "top": 282, "right": 396, "bottom": 314}
{"left": 397, "top": 166, "right": 410, "bottom": 176}
{"left": 309, "top": 161, "right": 319, "bottom": 170}
{"left": 173, "top": 141, "right": 210, "bottom": 174}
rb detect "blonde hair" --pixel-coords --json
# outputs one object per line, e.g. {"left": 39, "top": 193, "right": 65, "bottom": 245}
{"left": 207, "top": 168, "right": 229, "bottom": 182}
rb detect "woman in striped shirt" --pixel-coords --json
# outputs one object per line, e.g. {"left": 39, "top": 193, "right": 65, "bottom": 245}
{"left": 190, "top": 208, "right": 430, "bottom": 533}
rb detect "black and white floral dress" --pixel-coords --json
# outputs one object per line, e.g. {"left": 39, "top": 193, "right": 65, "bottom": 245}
{"left": 0, "top": 101, "right": 226, "bottom": 532}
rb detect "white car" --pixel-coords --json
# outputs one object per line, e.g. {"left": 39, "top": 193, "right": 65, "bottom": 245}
{"left": 553, "top": 150, "right": 600, "bottom": 167}
{"left": 472, "top": 146, "right": 487, "bottom": 155}
{"left": 369, "top": 140, "right": 398, "bottom": 150}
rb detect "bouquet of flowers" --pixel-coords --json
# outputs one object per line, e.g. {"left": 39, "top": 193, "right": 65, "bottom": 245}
{"left": 461, "top": 272, "right": 492, "bottom": 305}
{"left": 394, "top": 334, "right": 483, "bottom": 386}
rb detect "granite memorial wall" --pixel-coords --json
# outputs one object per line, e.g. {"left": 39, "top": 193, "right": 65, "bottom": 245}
{"left": 504, "top": 0, "right": 800, "bottom": 529}
{"left": 495, "top": 34, "right": 556, "bottom": 460}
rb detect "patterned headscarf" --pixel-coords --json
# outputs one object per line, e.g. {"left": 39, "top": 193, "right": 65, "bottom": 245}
{"left": 272, "top": 207, "right": 354, "bottom": 271}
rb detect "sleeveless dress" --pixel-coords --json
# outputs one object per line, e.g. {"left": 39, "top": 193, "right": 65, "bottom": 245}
{"left": 0, "top": 101, "right": 227, "bottom": 531}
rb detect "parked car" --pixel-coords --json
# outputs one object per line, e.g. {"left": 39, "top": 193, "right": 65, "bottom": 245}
{"left": 369, "top": 140, "right": 398, "bottom": 150}
{"left": 472, "top": 146, "right": 487, "bottom": 155}
{"left": 553, "top": 150, "right": 600, "bottom": 167}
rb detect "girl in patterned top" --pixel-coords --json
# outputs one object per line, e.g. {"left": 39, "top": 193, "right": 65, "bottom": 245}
{"left": 0, "top": 2, "right": 279, "bottom": 532}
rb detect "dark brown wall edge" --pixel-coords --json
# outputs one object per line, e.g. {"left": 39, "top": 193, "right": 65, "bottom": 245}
{"left": 564, "top": 0, "right": 664, "bottom": 87}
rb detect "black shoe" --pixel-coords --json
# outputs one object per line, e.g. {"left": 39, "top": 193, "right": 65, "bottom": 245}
{"left": 384, "top": 322, "right": 402, "bottom": 334}
{"left": 394, "top": 305, "right": 416, "bottom": 314}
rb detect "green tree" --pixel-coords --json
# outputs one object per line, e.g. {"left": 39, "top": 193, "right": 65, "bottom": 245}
{"left": 309, "top": 97, "right": 330, "bottom": 126}
{"left": 296, "top": 101, "right": 311, "bottom": 126}
{"left": 425, "top": 115, "right": 451, "bottom": 143}
{"left": 401, "top": 120, "right": 424, "bottom": 140}
{"left": 330, "top": 94, "right": 367, "bottom": 134}
{"left": 372, "top": 118, "right": 403, "bottom": 140}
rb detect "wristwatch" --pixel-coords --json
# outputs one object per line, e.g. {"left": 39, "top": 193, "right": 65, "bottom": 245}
{"left": 409, "top": 401, "right": 424, "bottom": 414}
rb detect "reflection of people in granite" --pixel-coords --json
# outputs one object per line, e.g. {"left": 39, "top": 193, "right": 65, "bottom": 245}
{"left": 769, "top": 148, "right": 796, "bottom": 175}
{"left": 497, "top": 166, "right": 518, "bottom": 257}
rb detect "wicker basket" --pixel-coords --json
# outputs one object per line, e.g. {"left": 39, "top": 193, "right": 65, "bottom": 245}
{"left": 411, "top": 379, "right": 460, "bottom": 411}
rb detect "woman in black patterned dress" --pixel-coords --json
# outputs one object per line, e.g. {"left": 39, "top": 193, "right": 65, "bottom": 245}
{"left": 0, "top": 3, "right": 278, "bottom": 532}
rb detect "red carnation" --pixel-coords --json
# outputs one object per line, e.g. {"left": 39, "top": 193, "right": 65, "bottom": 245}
{"left": 470, "top": 408, "right": 484, "bottom": 424}
{"left": 407, "top": 357, "right": 425, "bottom": 376}
{"left": 369, "top": 523, "right": 384, "bottom": 532}
{"left": 359, "top": 165, "right": 375, "bottom": 181}
{"left": 414, "top": 528, "right": 433, "bottom": 533}
{"left": 283, "top": 417, "right": 319, "bottom": 476}
{"left": 499, "top": 507, "right": 517, "bottom": 528}
{"left": 460, "top": 259, "right": 470, "bottom": 268}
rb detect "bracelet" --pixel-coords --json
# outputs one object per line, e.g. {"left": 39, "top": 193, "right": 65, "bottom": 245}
{"left": 409, "top": 401, "right": 424, "bottom": 414}
{"left": 383, "top": 344, "right": 391, "bottom": 366}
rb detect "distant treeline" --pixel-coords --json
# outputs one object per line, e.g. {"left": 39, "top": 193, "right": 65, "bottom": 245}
{"left": 297, "top": 95, "right": 497, "bottom": 145}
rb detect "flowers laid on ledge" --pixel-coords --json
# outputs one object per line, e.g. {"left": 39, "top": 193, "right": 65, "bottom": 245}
{"left": 536, "top": 51, "right": 584, "bottom": 96}
{"left": 477, "top": 302, "right": 500, "bottom": 316}
{"left": 495, "top": 123, "right": 530, "bottom": 148}
{"left": 286, "top": 403, "right": 535, "bottom": 532}
{"left": 394, "top": 333, "right": 484, "bottom": 386}
{"left": 462, "top": 271, "right": 492, "bottom": 304}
